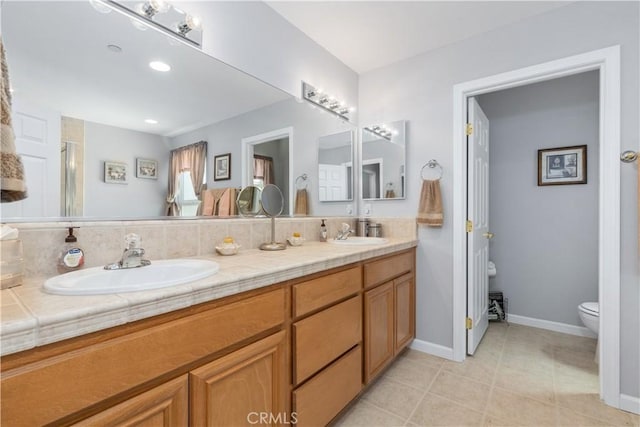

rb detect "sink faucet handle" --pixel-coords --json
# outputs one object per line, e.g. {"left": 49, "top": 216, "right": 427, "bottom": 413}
{"left": 124, "top": 233, "right": 141, "bottom": 250}
{"left": 341, "top": 222, "right": 351, "bottom": 232}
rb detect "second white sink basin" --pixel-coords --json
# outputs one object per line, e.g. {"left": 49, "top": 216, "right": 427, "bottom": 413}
{"left": 43, "top": 259, "right": 219, "bottom": 295}
{"left": 328, "top": 237, "right": 388, "bottom": 246}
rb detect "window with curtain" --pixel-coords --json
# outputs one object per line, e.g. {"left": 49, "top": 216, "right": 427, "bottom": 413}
{"left": 166, "top": 141, "right": 207, "bottom": 216}
{"left": 253, "top": 155, "right": 274, "bottom": 189}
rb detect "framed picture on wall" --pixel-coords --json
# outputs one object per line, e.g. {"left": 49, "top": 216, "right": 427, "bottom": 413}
{"left": 136, "top": 158, "right": 158, "bottom": 179}
{"left": 104, "top": 161, "right": 128, "bottom": 184}
{"left": 214, "top": 153, "right": 231, "bottom": 181}
{"left": 538, "top": 145, "right": 587, "bottom": 186}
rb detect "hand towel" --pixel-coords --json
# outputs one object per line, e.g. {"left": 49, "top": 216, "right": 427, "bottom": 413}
{"left": 201, "top": 189, "right": 215, "bottom": 216}
{"left": 417, "top": 180, "right": 443, "bottom": 227}
{"left": 294, "top": 189, "right": 308, "bottom": 215}
{"left": 0, "top": 38, "right": 27, "bottom": 203}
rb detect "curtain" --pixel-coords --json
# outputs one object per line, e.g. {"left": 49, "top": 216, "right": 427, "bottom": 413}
{"left": 166, "top": 141, "right": 207, "bottom": 216}
{"left": 253, "top": 155, "right": 274, "bottom": 185}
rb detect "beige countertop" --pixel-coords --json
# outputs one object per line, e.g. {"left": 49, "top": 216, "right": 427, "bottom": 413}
{"left": 0, "top": 238, "right": 417, "bottom": 356}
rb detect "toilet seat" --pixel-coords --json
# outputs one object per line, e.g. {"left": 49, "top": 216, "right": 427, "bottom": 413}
{"left": 579, "top": 302, "right": 599, "bottom": 316}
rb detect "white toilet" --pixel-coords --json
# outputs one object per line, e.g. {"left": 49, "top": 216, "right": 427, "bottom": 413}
{"left": 578, "top": 302, "right": 599, "bottom": 335}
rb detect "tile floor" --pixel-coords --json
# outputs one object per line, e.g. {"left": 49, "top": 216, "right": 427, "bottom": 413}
{"left": 334, "top": 322, "right": 640, "bottom": 426}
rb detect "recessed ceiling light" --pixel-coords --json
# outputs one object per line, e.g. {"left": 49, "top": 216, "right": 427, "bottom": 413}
{"left": 145, "top": 119, "right": 158, "bottom": 124}
{"left": 149, "top": 61, "right": 171, "bottom": 72}
{"left": 107, "top": 44, "right": 122, "bottom": 53}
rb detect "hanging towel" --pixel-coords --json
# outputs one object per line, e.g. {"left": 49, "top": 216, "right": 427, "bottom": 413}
{"left": 218, "top": 187, "right": 234, "bottom": 216}
{"left": 0, "top": 38, "right": 27, "bottom": 203}
{"left": 417, "top": 180, "right": 443, "bottom": 227}
{"left": 294, "top": 189, "right": 308, "bottom": 215}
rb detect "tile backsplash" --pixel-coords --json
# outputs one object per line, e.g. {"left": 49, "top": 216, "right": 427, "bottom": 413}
{"left": 7, "top": 217, "right": 417, "bottom": 279}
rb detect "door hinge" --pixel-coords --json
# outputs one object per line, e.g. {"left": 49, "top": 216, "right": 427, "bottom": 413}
{"left": 466, "top": 220, "right": 473, "bottom": 233}
{"left": 466, "top": 317, "right": 473, "bottom": 329}
{"left": 466, "top": 123, "right": 473, "bottom": 136}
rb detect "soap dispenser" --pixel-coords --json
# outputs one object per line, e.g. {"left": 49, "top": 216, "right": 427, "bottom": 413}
{"left": 320, "top": 219, "right": 327, "bottom": 242}
{"left": 58, "top": 227, "right": 85, "bottom": 273}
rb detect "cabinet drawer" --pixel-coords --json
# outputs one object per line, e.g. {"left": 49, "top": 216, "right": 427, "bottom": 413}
{"left": 293, "top": 345, "right": 362, "bottom": 427}
{"left": 364, "top": 251, "right": 413, "bottom": 289}
{"left": 293, "top": 296, "right": 361, "bottom": 385}
{"left": 293, "top": 266, "right": 361, "bottom": 318}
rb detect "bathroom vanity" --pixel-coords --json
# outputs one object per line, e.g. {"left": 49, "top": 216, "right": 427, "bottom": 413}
{"left": 0, "top": 242, "right": 416, "bottom": 426}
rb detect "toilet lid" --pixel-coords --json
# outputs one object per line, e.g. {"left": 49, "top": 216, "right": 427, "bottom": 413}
{"left": 579, "top": 302, "right": 599, "bottom": 315}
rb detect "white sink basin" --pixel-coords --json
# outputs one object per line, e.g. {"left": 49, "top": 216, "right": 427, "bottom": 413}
{"left": 328, "top": 237, "right": 388, "bottom": 246}
{"left": 43, "top": 259, "right": 219, "bottom": 295}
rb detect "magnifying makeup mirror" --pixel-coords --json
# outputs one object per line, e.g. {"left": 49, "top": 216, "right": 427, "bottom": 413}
{"left": 236, "top": 186, "right": 263, "bottom": 217}
{"left": 259, "top": 184, "right": 286, "bottom": 251}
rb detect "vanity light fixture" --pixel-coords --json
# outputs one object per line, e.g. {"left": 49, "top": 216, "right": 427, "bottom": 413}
{"left": 98, "top": 1, "right": 203, "bottom": 47}
{"left": 302, "top": 82, "right": 353, "bottom": 121}
{"left": 149, "top": 61, "right": 171, "bottom": 72}
{"left": 364, "top": 125, "right": 394, "bottom": 141}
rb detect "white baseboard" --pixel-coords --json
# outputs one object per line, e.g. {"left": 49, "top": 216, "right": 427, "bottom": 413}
{"left": 620, "top": 394, "right": 640, "bottom": 415}
{"left": 410, "top": 339, "right": 454, "bottom": 360}
{"left": 508, "top": 314, "right": 597, "bottom": 338}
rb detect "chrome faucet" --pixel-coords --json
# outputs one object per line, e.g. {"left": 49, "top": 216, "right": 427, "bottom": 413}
{"left": 104, "top": 234, "right": 151, "bottom": 270}
{"left": 335, "top": 223, "right": 354, "bottom": 240}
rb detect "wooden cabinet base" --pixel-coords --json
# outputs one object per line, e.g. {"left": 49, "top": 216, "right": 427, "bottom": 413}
{"left": 190, "top": 331, "right": 287, "bottom": 427}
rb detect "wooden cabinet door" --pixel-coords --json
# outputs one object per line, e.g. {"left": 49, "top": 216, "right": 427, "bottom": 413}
{"left": 73, "top": 375, "right": 188, "bottom": 427}
{"left": 364, "top": 281, "right": 394, "bottom": 383}
{"left": 394, "top": 273, "right": 415, "bottom": 353}
{"left": 190, "top": 331, "right": 287, "bottom": 427}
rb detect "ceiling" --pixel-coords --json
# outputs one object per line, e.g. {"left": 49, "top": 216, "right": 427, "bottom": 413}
{"left": 3, "top": 1, "right": 289, "bottom": 137}
{"left": 266, "top": 1, "right": 572, "bottom": 74}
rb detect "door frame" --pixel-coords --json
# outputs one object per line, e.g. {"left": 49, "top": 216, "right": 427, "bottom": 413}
{"left": 452, "top": 46, "right": 621, "bottom": 407}
{"left": 241, "top": 127, "right": 294, "bottom": 214}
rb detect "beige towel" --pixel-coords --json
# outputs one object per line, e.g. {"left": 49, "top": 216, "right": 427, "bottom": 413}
{"left": 201, "top": 189, "right": 215, "bottom": 216}
{"left": 0, "top": 38, "right": 27, "bottom": 203}
{"left": 294, "top": 189, "right": 308, "bottom": 215}
{"left": 417, "top": 180, "right": 443, "bottom": 227}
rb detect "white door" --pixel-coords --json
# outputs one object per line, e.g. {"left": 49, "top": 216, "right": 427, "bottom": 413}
{"left": 467, "top": 97, "right": 491, "bottom": 355}
{"left": 318, "top": 164, "right": 346, "bottom": 201}
{"left": 0, "top": 100, "right": 60, "bottom": 219}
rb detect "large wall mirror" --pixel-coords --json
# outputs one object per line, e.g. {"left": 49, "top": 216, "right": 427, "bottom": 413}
{"left": 318, "top": 130, "right": 353, "bottom": 202}
{"left": 1, "top": 1, "right": 354, "bottom": 222}
{"left": 361, "top": 120, "right": 407, "bottom": 200}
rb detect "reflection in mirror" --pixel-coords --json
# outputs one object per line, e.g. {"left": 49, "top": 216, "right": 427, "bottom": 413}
{"left": 0, "top": 0, "right": 288, "bottom": 221}
{"left": 236, "top": 186, "right": 263, "bottom": 217}
{"left": 259, "top": 184, "right": 286, "bottom": 251}
{"left": 318, "top": 131, "right": 353, "bottom": 202}
{"left": 361, "top": 121, "right": 407, "bottom": 200}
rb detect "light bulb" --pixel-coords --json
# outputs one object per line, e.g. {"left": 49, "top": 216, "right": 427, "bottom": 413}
{"left": 177, "top": 14, "right": 202, "bottom": 36}
{"left": 149, "top": 61, "right": 171, "bottom": 72}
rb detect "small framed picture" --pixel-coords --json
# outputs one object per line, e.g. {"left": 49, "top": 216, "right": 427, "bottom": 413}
{"left": 538, "top": 145, "right": 587, "bottom": 186}
{"left": 136, "top": 158, "right": 158, "bottom": 179}
{"left": 104, "top": 161, "right": 128, "bottom": 184}
{"left": 214, "top": 153, "right": 231, "bottom": 181}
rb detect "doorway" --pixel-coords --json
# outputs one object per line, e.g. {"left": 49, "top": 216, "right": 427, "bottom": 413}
{"left": 241, "top": 127, "right": 293, "bottom": 215}
{"left": 452, "top": 46, "right": 621, "bottom": 408}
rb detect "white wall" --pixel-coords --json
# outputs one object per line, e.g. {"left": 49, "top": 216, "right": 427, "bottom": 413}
{"left": 180, "top": 1, "right": 358, "bottom": 113}
{"left": 477, "top": 71, "right": 599, "bottom": 327}
{"left": 169, "top": 98, "right": 356, "bottom": 217}
{"left": 359, "top": 1, "right": 639, "bottom": 397}
{"left": 84, "top": 122, "right": 170, "bottom": 217}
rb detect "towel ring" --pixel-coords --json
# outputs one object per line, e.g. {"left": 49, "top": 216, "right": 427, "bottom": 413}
{"left": 420, "top": 159, "right": 443, "bottom": 181}
{"left": 295, "top": 173, "right": 309, "bottom": 190}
